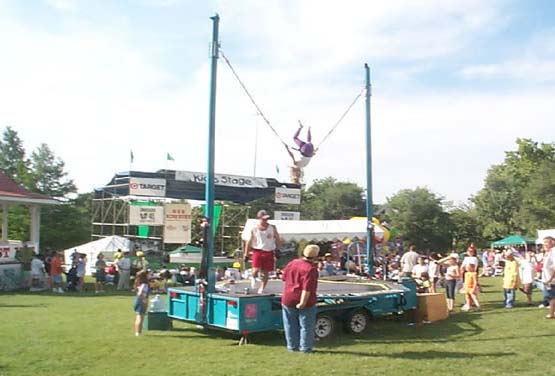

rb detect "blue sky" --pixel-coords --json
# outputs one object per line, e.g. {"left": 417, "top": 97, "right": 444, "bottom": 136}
{"left": 1, "top": 0, "right": 554, "bottom": 204}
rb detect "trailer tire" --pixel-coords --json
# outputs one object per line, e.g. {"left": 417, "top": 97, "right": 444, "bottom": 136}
{"left": 314, "top": 314, "right": 335, "bottom": 339}
{"left": 344, "top": 309, "right": 369, "bottom": 335}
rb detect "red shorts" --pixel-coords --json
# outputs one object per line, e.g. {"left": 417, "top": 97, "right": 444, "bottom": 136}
{"left": 251, "top": 249, "right": 275, "bottom": 271}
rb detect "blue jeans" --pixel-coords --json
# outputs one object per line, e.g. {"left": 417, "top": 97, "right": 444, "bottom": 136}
{"left": 541, "top": 282, "right": 551, "bottom": 306}
{"left": 282, "top": 305, "right": 317, "bottom": 353}
{"left": 504, "top": 288, "right": 515, "bottom": 307}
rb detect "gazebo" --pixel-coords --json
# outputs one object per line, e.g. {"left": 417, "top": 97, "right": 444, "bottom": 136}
{"left": 0, "top": 171, "right": 58, "bottom": 251}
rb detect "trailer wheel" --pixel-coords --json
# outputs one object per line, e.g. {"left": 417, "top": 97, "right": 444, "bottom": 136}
{"left": 344, "top": 309, "right": 369, "bottom": 335}
{"left": 314, "top": 314, "right": 335, "bottom": 339}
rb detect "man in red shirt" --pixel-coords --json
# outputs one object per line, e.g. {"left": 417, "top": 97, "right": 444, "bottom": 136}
{"left": 281, "top": 244, "right": 320, "bottom": 353}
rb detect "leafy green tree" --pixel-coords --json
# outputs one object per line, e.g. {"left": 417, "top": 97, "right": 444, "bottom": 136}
{"left": 30, "top": 143, "right": 76, "bottom": 197}
{"left": 40, "top": 193, "right": 92, "bottom": 250}
{"left": 386, "top": 187, "right": 452, "bottom": 252}
{"left": 519, "top": 159, "right": 555, "bottom": 231}
{"left": 0, "top": 126, "right": 32, "bottom": 187}
{"left": 302, "top": 177, "right": 365, "bottom": 220}
{"left": 0, "top": 127, "right": 90, "bottom": 250}
{"left": 473, "top": 138, "right": 555, "bottom": 239}
{"left": 448, "top": 203, "right": 483, "bottom": 250}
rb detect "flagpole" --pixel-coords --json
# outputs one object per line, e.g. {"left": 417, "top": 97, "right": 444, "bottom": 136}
{"left": 129, "top": 149, "right": 133, "bottom": 176}
{"left": 165, "top": 153, "right": 168, "bottom": 181}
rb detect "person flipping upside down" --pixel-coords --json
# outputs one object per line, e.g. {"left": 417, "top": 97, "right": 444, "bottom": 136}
{"left": 286, "top": 121, "right": 315, "bottom": 183}
{"left": 287, "top": 121, "right": 315, "bottom": 177}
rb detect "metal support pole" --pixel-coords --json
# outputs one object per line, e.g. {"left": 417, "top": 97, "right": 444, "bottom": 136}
{"left": 204, "top": 14, "right": 220, "bottom": 293}
{"left": 364, "top": 64, "right": 374, "bottom": 275}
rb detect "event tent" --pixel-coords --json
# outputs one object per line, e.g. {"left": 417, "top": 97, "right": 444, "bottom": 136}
{"left": 64, "top": 235, "right": 131, "bottom": 275}
{"left": 491, "top": 234, "right": 535, "bottom": 248}
{"left": 536, "top": 229, "right": 555, "bottom": 244}
{"left": 241, "top": 219, "right": 384, "bottom": 243}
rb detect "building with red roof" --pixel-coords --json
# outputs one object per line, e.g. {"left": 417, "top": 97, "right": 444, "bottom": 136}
{"left": 0, "top": 171, "right": 58, "bottom": 251}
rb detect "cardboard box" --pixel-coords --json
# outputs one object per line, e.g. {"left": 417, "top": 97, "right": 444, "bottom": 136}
{"left": 416, "top": 293, "right": 448, "bottom": 322}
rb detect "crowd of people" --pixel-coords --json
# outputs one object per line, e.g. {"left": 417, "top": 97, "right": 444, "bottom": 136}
{"left": 378, "top": 237, "right": 555, "bottom": 315}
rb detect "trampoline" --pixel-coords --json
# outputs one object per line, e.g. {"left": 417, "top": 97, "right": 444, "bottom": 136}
{"left": 173, "top": 277, "right": 407, "bottom": 298}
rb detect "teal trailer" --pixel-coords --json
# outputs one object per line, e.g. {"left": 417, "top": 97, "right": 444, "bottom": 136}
{"left": 167, "top": 278, "right": 416, "bottom": 340}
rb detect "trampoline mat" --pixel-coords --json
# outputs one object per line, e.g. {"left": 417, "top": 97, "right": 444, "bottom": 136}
{"left": 222, "top": 278, "right": 403, "bottom": 297}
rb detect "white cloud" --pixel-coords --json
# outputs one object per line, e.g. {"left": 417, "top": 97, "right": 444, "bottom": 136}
{"left": 44, "top": 0, "right": 77, "bottom": 12}
{"left": 218, "top": 0, "right": 506, "bottom": 73}
{"left": 461, "top": 28, "right": 555, "bottom": 83}
{"left": 461, "top": 59, "right": 555, "bottom": 82}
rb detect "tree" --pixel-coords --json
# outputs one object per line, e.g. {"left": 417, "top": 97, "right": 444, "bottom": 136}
{"left": 386, "top": 187, "right": 452, "bottom": 252}
{"left": 302, "top": 177, "right": 365, "bottom": 220}
{"left": 30, "top": 143, "right": 76, "bottom": 197}
{"left": 40, "top": 193, "right": 92, "bottom": 250}
{"left": 519, "top": 159, "right": 555, "bottom": 231}
{"left": 448, "top": 203, "right": 483, "bottom": 250}
{"left": 0, "top": 126, "right": 32, "bottom": 187}
{"left": 0, "top": 127, "right": 89, "bottom": 250}
{"left": 473, "top": 138, "right": 555, "bottom": 239}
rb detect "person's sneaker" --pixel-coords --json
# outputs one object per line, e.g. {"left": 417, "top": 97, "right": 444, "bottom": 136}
{"left": 257, "top": 287, "right": 264, "bottom": 294}
{"left": 461, "top": 304, "right": 470, "bottom": 311}
{"left": 538, "top": 304, "right": 546, "bottom": 308}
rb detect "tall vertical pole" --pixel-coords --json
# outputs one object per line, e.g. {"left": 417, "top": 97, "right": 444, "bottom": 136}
{"left": 204, "top": 14, "right": 219, "bottom": 293}
{"left": 364, "top": 64, "right": 374, "bottom": 275}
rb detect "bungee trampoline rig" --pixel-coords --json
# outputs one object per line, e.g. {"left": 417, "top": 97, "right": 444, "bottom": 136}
{"left": 166, "top": 14, "right": 417, "bottom": 343}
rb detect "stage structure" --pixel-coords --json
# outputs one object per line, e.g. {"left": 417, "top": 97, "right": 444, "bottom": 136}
{"left": 91, "top": 170, "right": 301, "bottom": 252}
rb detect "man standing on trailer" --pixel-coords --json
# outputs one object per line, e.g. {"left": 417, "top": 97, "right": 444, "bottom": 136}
{"left": 281, "top": 244, "right": 320, "bottom": 353}
{"left": 244, "top": 210, "right": 281, "bottom": 294}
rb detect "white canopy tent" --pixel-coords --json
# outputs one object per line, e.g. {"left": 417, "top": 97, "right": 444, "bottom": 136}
{"left": 536, "top": 229, "right": 555, "bottom": 244}
{"left": 64, "top": 235, "right": 132, "bottom": 275}
{"left": 241, "top": 219, "right": 384, "bottom": 243}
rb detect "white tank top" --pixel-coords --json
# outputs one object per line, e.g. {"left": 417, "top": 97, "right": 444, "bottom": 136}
{"left": 251, "top": 225, "right": 277, "bottom": 251}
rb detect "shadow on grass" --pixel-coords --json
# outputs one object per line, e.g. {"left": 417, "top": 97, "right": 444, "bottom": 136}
{"left": 313, "top": 349, "right": 515, "bottom": 359}
{"left": 154, "top": 300, "right": 488, "bottom": 345}
{"left": 0, "top": 303, "right": 48, "bottom": 308}
{"left": 149, "top": 326, "right": 242, "bottom": 342}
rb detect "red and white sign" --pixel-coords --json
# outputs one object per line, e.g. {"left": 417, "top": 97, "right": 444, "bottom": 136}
{"left": 0, "top": 242, "right": 37, "bottom": 264}
{"left": 129, "top": 178, "right": 166, "bottom": 197}
{"left": 0, "top": 244, "right": 15, "bottom": 262}
{"left": 163, "top": 203, "right": 192, "bottom": 244}
{"left": 275, "top": 187, "right": 301, "bottom": 205}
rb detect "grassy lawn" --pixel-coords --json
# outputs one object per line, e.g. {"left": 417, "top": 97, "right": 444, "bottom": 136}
{"left": 0, "top": 278, "right": 550, "bottom": 376}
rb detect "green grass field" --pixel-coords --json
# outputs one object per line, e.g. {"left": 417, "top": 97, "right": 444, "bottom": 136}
{"left": 0, "top": 279, "right": 550, "bottom": 376}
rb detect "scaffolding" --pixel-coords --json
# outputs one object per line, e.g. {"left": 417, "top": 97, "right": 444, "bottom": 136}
{"left": 218, "top": 204, "right": 251, "bottom": 256}
{"left": 91, "top": 192, "right": 165, "bottom": 249}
